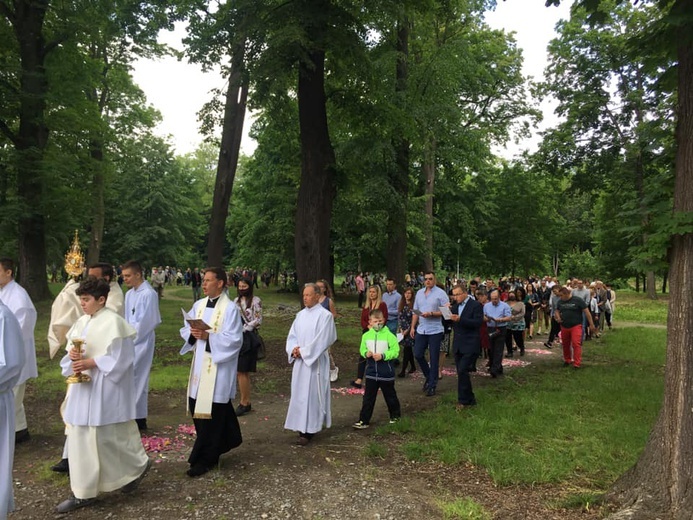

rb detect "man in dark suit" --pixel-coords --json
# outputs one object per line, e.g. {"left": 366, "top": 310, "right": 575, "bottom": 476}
{"left": 448, "top": 284, "right": 484, "bottom": 410}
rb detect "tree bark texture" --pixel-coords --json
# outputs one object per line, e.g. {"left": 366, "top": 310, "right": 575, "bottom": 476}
{"left": 423, "top": 137, "right": 436, "bottom": 273}
{"left": 607, "top": 3, "right": 693, "bottom": 518}
{"left": 12, "top": 0, "right": 52, "bottom": 300}
{"left": 386, "top": 20, "right": 409, "bottom": 285}
{"left": 87, "top": 139, "right": 105, "bottom": 266}
{"left": 207, "top": 40, "right": 248, "bottom": 267}
{"left": 294, "top": 48, "right": 336, "bottom": 287}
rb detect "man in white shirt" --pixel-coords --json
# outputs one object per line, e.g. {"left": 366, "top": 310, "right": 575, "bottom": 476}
{"left": 123, "top": 260, "right": 161, "bottom": 431}
{"left": 0, "top": 258, "right": 37, "bottom": 444}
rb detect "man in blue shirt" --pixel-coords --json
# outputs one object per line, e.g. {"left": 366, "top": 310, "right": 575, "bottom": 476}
{"left": 382, "top": 279, "right": 401, "bottom": 334}
{"left": 409, "top": 272, "right": 449, "bottom": 396}
{"left": 483, "top": 289, "right": 512, "bottom": 378}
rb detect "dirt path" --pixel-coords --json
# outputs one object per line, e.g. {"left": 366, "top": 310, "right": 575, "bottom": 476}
{"left": 11, "top": 335, "right": 602, "bottom": 520}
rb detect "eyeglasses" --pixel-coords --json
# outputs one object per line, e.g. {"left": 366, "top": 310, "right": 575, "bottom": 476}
{"left": 424, "top": 277, "right": 434, "bottom": 281}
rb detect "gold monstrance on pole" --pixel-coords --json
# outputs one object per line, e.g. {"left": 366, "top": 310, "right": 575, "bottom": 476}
{"left": 64, "top": 231, "right": 91, "bottom": 384}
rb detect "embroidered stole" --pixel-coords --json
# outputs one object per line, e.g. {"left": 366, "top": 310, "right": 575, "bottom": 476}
{"left": 187, "top": 292, "right": 229, "bottom": 419}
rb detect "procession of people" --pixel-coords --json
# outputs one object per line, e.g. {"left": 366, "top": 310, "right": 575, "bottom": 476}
{"left": 0, "top": 244, "right": 618, "bottom": 517}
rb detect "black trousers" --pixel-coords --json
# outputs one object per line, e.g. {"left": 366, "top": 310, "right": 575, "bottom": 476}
{"left": 455, "top": 351, "right": 478, "bottom": 405}
{"left": 359, "top": 379, "right": 401, "bottom": 424}
{"left": 488, "top": 328, "right": 507, "bottom": 377}
{"left": 188, "top": 398, "right": 242, "bottom": 469}
{"left": 505, "top": 329, "right": 525, "bottom": 355}
{"left": 399, "top": 342, "right": 416, "bottom": 373}
{"left": 548, "top": 317, "right": 561, "bottom": 344}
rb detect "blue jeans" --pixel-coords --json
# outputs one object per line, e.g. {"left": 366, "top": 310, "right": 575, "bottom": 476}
{"left": 414, "top": 332, "right": 444, "bottom": 390}
{"left": 386, "top": 319, "right": 398, "bottom": 334}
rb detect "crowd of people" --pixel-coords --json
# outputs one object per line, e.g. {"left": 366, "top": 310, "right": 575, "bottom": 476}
{"left": 0, "top": 255, "right": 618, "bottom": 517}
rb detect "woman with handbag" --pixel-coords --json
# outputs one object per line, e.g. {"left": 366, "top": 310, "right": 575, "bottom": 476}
{"left": 234, "top": 277, "right": 263, "bottom": 417}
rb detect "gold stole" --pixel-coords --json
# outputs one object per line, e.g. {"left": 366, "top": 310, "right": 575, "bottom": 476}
{"left": 187, "top": 292, "right": 229, "bottom": 419}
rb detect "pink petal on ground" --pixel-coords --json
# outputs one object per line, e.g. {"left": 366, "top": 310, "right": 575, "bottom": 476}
{"left": 525, "top": 348, "right": 554, "bottom": 356}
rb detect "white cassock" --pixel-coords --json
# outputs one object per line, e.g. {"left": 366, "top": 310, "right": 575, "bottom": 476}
{"left": 60, "top": 308, "right": 148, "bottom": 499}
{"left": 180, "top": 292, "right": 243, "bottom": 407}
{"left": 284, "top": 304, "right": 337, "bottom": 435}
{"left": 124, "top": 281, "right": 161, "bottom": 419}
{"left": 48, "top": 280, "right": 125, "bottom": 358}
{"left": 0, "top": 280, "right": 37, "bottom": 433}
{"left": 0, "top": 300, "right": 25, "bottom": 518}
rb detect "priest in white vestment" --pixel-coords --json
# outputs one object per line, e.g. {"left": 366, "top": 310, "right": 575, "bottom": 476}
{"left": 180, "top": 267, "right": 243, "bottom": 477}
{"left": 0, "top": 299, "right": 25, "bottom": 519}
{"left": 0, "top": 258, "right": 37, "bottom": 444}
{"left": 284, "top": 283, "right": 337, "bottom": 445}
{"left": 56, "top": 277, "right": 150, "bottom": 514}
{"left": 122, "top": 260, "right": 161, "bottom": 431}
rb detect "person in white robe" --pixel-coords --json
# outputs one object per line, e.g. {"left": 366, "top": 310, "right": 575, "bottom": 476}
{"left": 0, "top": 299, "right": 25, "bottom": 520}
{"left": 56, "top": 277, "right": 150, "bottom": 514}
{"left": 284, "top": 283, "right": 337, "bottom": 445}
{"left": 180, "top": 267, "right": 243, "bottom": 477}
{"left": 49, "top": 262, "right": 125, "bottom": 473}
{"left": 0, "top": 258, "right": 37, "bottom": 444}
{"left": 48, "top": 267, "right": 123, "bottom": 359}
{"left": 122, "top": 260, "right": 161, "bottom": 431}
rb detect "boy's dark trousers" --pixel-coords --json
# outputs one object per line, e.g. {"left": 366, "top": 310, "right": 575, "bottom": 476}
{"left": 359, "top": 378, "right": 401, "bottom": 424}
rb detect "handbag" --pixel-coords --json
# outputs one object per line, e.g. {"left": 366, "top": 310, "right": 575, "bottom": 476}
{"left": 237, "top": 298, "right": 266, "bottom": 360}
{"left": 241, "top": 329, "right": 266, "bottom": 359}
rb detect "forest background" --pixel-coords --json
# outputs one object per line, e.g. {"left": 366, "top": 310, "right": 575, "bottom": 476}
{"left": 0, "top": 0, "right": 681, "bottom": 298}
{"left": 3, "top": 1, "right": 693, "bottom": 517}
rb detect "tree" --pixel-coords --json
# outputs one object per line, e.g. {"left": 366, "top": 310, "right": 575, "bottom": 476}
{"left": 0, "top": 0, "right": 55, "bottom": 300}
{"left": 545, "top": 0, "right": 693, "bottom": 517}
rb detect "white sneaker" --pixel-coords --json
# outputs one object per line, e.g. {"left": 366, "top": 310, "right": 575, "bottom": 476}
{"left": 330, "top": 366, "right": 339, "bottom": 382}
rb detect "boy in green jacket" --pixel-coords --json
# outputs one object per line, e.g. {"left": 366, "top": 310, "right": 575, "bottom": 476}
{"left": 352, "top": 310, "right": 401, "bottom": 429}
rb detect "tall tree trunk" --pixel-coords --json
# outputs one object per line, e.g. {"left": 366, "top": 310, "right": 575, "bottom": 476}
{"left": 422, "top": 137, "right": 436, "bottom": 272}
{"left": 608, "top": 3, "right": 693, "bottom": 517}
{"left": 87, "top": 139, "right": 105, "bottom": 266}
{"left": 386, "top": 19, "right": 409, "bottom": 285}
{"left": 207, "top": 39, "right": 248, "bottom": 267}
{"left": 635, "top": 275, "right": 640, "bottom": 292}
{"left": 662, "top": 271, "right": 668, "bottom": 294}
{"left": 10, "top": 0, "right": 51, "bottom": 300}
{"left": 294, "top": 48, "right": 336, "bottom": 286}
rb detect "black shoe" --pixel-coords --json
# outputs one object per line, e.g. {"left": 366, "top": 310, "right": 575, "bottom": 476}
{"left": 15, "top": 428, "right": 30, "bottom": 444}
{"left": 426, "top": 387, "right": 436, "bottom": 397}
{"left": 422, "top": 381, "right": 429, "bottom": 393}
{"left": 235, "top": 403, "right": 252, "bottom": 416}
{"left": 56, "top": 495, "right": 96, "bottom": 513}
{"left": 52, "top": 458, "right": 69, "bottom": 474}
{"left": 397, "top": 371, "right": 406, "bottom": 378}
{"left": 186, "top": 464, "right": 212, "bottom": 477}
{"left": 135, "top": 418, "right": 148, "bottom": 431}
{"left": 505, "top": 353, "right": 513, "bottom": 358}
{"left": 349, "top": 380, "right": 362, "bottom": 389}
{"left": 520, "top": 350, "right": 525, "bottom": 356}
{"left": 468, "top": 366, "right": 477, "bottom": 373}
{"left": 543, "top": 342, "right": 553, "bottom": 349}
{"left": 121, "top": 459, "right": 151, "bottom": 493}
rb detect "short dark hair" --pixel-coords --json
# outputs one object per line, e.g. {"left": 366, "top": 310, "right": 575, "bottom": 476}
{"left": 89, "top": 262, "right": 114, "bottom": 282}
{"left": 122, "top": 260, "right": 143, "bottom": 275}
{"left": 204, "top": 267, "right": 227, "bottom": 285}
{"left": 0, "top": 258, "right": 15, "bottom": 275}
{"left": 452, "top": 283, "right": 468, "bottom": 294}
{"left": 76, "top": 276, "right": 110, "bottom": 301}
{"left": 475, "top": 289, "right": 487, "bottom": 298}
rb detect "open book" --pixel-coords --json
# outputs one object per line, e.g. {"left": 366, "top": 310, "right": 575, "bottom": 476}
{"left": 181, "top": 308, "right": 211, "bottom": 330}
